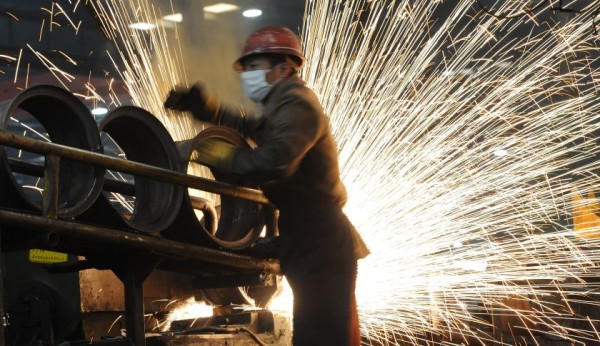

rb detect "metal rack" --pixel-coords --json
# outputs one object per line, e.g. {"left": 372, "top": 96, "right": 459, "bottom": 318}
{"left": 0, "top": 130, "right": 281, "bottom": 346}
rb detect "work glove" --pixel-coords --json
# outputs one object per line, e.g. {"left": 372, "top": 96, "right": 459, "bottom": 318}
{"left": 164, "top": 84, "right": 216, "bottom": 122}
{"left": 193, "top": 138, "right": 237, "bottom": 172}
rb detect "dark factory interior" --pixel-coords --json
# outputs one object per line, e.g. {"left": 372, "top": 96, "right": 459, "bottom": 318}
{"left": 2, "top": 1, "right": 600, "bottom": 346}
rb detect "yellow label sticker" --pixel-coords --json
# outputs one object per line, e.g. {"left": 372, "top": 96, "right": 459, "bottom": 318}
{"left": 28, "top": 249, "right": 68, "bottom": 264}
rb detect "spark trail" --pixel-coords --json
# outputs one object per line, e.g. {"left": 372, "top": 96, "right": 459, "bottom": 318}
{"left": 301, "top": 0, "right": 600, "bottom": 344}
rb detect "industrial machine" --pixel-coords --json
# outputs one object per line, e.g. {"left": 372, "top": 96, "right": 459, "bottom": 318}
{"left": 0, "top": 85, "right": 289, "bottom": 345}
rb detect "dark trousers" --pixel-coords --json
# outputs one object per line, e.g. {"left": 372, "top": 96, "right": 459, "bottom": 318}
{"left": 285, "top": 259, "right": 360, "bottom": 346}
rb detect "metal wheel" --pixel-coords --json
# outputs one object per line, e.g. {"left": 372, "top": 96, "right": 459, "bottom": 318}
{"left": 0, "top": 85, "right": 103, "bottom": 217}
{"left": 163, "top": 126, "right": 265, "bottom": 250}
{"left": 77, "top": 106, "right": 183, "bottom": 233}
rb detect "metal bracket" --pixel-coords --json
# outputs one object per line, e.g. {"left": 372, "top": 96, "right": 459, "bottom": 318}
{"left": 111, "top": 256, "right": 161, "bottom": 346}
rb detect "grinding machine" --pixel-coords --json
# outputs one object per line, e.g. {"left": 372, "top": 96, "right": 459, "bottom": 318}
{"left": 0, "top": 85, "right": 289, "bottom": 346}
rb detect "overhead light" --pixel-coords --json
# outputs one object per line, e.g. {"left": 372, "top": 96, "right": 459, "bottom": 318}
{"left": 91, "top": 107, "right": 108, "bottom": 116}
{"left": 162, "top": 13, "right": 183, "bottom": 23}
{"left": 129, "top": 22, "right": 156, "bottom": 31}
{"left": 243, "top": 9, "right": 262, "bottom": 18}
{"left": 204, "top": 12, "right": 216, "bottom": 20}
{"left": 493, "top": 149, "right": 508, "bottom": 157}
{"left": 203, "top": 3, "right": 240, "bottom": 14}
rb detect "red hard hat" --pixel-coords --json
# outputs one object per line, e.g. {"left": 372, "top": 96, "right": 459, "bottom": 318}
{"left": 234, "top": 26, "right": 306, "bottom": 71}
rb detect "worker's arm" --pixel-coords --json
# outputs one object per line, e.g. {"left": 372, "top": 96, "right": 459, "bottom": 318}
{"left": 215, "top": 108, "right": 260, "bottom": 139}
{"left": 229, "top": 89, "right": 323, "bottom": 180}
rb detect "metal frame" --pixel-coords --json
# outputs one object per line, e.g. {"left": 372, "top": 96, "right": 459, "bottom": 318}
{"left": 0, "top": 131, "right": 280, "bottom": 345}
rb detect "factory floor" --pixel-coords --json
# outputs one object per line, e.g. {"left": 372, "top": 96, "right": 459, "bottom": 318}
{"left": 146, "top": 311, "right": 292, "bottom": 346}
{"left": 149, "top": 333, "right": 288, "bottom": 346}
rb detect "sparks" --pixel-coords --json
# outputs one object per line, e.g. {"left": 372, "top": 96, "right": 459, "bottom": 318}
{"left": 159, "top": 297, "right": 213, "bottom": 332}
{"left": 26, "top": 44, "right": 75, "bottom": 89}
{"left": 54, "top": 50, "right": 78, "bottom": 66}
{"left": 5, "top": 12, "right": 18, "bottom": 21}
{"left": 13, "top": 49, "right": 22, "bottom": 84}
{"left": 87, "top": 0, "right": 193, "bottom": 141}
{"left": 0, "top": 55, "right": 17, "bottom": 62}
{"left": 7, "top": 0, "right": 600, "bottom": 344}
{"left": 301, "top": 0, "right": 600, "bottom": 344}
{"left": 78, "top": 0, "right": 600, "bottom": 343}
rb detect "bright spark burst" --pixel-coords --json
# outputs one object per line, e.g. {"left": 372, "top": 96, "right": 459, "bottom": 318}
{"left": 7, "top": 0, "right": 600, "bottom": 345}
{"left": 86, "top": 0, "right": 195, "bottom": 141}
{"left": 301, "top": 0, "right": 600, "bottom": 344}
{"left": 159, "top": 297, "right": 213, "bottom": 332}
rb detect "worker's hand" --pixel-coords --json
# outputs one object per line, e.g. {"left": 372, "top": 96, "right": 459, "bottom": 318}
{"left": 164, "top": 84, "right": 215, "bottom": 122}
{"left": 193, "top": 138, "right": 237, "bottom": 172}
{"left": 165, "top": 85, "right": 198, "bottom": 111}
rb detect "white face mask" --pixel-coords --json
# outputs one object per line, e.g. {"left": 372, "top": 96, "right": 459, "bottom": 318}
{"left": 240, "top": 69, "right": 273, "bottom": 102}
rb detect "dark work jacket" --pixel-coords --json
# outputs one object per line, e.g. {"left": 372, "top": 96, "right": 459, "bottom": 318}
{"left": 209, "top": 75, "right": 369, "bottom": 271}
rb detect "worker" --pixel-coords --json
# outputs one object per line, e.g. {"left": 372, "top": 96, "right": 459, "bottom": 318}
{"left": 164, "top": 26, "right": 369, "bottom": 346}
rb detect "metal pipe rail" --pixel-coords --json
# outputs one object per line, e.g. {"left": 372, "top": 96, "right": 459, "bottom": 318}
{"left": 0, "top": 209, "right": 280, "bottom": 274}
{"left": 0, "top": 131, "right": 271, "bottom": 205}
{"left": 7, "top": 157, "right": 231, "bottom": 213}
